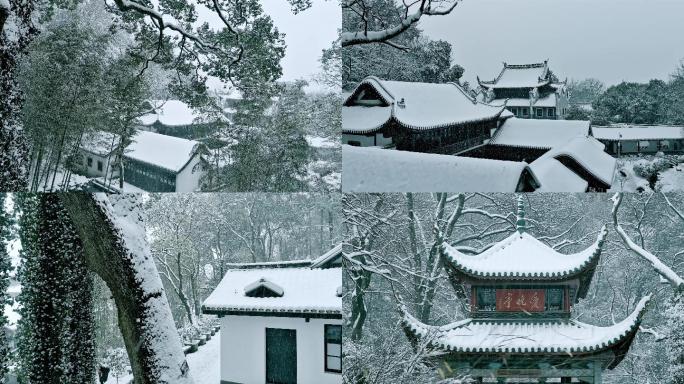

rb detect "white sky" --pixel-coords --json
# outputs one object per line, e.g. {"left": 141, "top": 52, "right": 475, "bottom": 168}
{"left": 418, "top": 0, "right": 684, "bottom": 87}
{"left": 199, "top": 1, "right": 340, "bottom": 91}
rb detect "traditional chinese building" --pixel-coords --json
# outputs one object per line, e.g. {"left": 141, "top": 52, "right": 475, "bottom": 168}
{"left": 342, "top": 76, "right": 510, "bottom": 153}
{"left": 478, "top": 61, "right": 569, "bottom": 120}
{"left": 400, "top": 197, "right": 650, "bottom": 383}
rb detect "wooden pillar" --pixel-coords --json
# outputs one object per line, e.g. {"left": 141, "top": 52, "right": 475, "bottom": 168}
{"left": 593, "top": 361, "right": 602, "bottom": 384}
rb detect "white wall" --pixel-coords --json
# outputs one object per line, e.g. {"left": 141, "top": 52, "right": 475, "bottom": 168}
{"left": 175, "top": 154, "right": 202, "bottom": 192}
{"left": 342, "top": 133, "right": 392, "bottom": 147}
{"left": 220, "top": 315, "right": 342, "bottom": 384}
{"left": 79, "top": 151, "right": 118, "bottom": 178}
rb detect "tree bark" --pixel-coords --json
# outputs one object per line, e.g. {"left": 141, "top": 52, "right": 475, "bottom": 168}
{"left": 60, "top": 193, "right": 192, "bottom": 384}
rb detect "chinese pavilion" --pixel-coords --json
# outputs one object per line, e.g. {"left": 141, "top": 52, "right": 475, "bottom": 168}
{"left": 478, "top": 61, "right": 569, "bottom": 120}
{"left": 400, "top": 197, "right": 650, "bottom": 383}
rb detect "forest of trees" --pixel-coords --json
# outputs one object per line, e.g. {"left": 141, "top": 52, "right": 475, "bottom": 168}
{"left": 567, "top": 61, "right": 684, "bottom": 125}
{"left": 343, "top": 193, "right": 684, "bottom": 384}
{"left": 1, "top": 0, "right": 339, "bottom": 192}
{"left": 0, "top": 192, "right": 341, "bottom": 382}
{"left": 337, "top": 0, "right": 465, "bottom": 91}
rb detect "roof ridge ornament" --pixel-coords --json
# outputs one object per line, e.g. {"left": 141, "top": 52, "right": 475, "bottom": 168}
{"left": 516, "top": 195, "right": 526, "bottom": 234}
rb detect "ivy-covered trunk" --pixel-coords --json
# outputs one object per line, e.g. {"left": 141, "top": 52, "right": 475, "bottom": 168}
{"left": 60, "top": 193, "right": 192, "bottom": 384}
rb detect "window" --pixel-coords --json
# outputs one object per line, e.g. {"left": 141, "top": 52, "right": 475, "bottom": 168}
{"left": 324, "top": 325, "right": 342, "bottom": 373}
{"left": 536, "top": 108, "right": 543, "bottom": 117}
{"left": 522, "top": 108, "right": 529, "bottom": 116}
{"left": 97, "top": 161, "right": 103, "bottom": 172}
{"left": 347, "top": 141, "right": 361, "bottom": 147}
{"left": 87, "top": 157, "right": 93, "bottom": 167}
{"left": 548, "top": 108, "right": 555, "bottom": 117}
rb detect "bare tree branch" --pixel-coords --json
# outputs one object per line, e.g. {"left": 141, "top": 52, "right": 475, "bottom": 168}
{"left": 611, "top": 192, "right": 684, "bottom": 290}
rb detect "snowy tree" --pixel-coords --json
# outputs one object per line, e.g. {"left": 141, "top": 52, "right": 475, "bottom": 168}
{"left": 20, "top": 10, "right": 113, "bottom": 191}
{"left": 59, "top": 193, "right": 192, "bottom": 384}
{"left": 341, "top": 0, "right": 460, "bottom": 47}
{"left": 0, "top": 0, "right": 37, "bottom": 190}
{"left": 15, "top": 194, "right": 96, "bottom": 383}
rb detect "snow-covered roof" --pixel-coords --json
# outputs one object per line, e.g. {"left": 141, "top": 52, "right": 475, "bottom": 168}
{"left": 342, "top": 145, "right": 533, "bottom": 192}
{"left": 124, "top": 130, "right": 200, "bottom": 173}
{"left": 342, "top": 106, "right": 391, "bottom": 134}
{"left": 310, "top": 243, "right": 343, "bottom": 269}
{"left": 343, "top": 77, "right": 505, "bottom": 132}
{"left": 529, "top": 157, "right": 589, "bottom": 192}
{"left": 490, "top": 118, "right": 591, "bottom": 149}
{"left": 400, "top": 294, "right": 650, "bottom": 364}
{"left": 593, "top": 125, "right": 684, "bottom": 141}
{"left": 202, "top": 266, "right": 342, "bottom": 317}
{"left": 479, "top": 62, "right": 551, "bottom": 89}
{"left": 139, "top": 100, "right": 197, "bottom": 126}
{"left": 442, "top": 225, "right": 607, "bottom": 279}
{"left": 80, "top": 131, "right": 121, "bottom": 156}
{"left": 542, "top": 136, "right": 616, "bottom": 187}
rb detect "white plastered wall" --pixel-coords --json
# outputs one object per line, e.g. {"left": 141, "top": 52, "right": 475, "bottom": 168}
{"left": 220, "top": 315, "right": 342, "bottom": 384}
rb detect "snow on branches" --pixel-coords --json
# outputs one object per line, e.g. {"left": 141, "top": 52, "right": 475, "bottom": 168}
{"left": 341, "top": 0, "right": 460, "bottom": 47}
{"left": 611, "top": 192, "right": 684, "bottom": 290}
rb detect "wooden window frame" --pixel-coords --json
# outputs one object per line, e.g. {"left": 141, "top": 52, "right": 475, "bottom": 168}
{"left": 324, "top": 324, "right": 342, "bottom": 374}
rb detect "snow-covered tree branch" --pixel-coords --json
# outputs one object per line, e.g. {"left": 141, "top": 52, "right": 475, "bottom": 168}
{"left": 341, "top": 0, "right": 460, "bottom": 47}
{"left": 611, "top": 192, "right": 684, "bottom": 290}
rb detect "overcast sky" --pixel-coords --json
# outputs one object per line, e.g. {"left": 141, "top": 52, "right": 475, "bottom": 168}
{"left": 418, "top": 0, "right": 684, "bottom": 87}
{"left": 199, "top": 1, "right": 340, "bottom": 91}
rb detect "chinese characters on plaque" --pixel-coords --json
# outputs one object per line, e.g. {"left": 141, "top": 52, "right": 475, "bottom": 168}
{"left": 495, "top": 289, "right": 545, "bottom": 312}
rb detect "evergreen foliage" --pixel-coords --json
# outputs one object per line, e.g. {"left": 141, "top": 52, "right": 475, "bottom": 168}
{"left": 0, "top": 194, "right": 14, "bottom": 379}
{"left": 16, "top": 194, "right": 95, "bottom": 383}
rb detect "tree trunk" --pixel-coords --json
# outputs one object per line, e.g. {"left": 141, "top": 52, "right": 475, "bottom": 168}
{"left": 60, "top": 193, "right": 193, "bottom": 384}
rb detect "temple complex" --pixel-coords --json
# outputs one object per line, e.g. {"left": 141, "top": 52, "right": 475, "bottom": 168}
{"left": 400, "top": 197, "right": 650, "bottom": 383}
{"left": 478, "top": 61, "right": 569, "bottom": 120}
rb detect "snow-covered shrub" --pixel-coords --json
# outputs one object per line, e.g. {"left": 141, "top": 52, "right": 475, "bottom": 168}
{"left": 633, "top": 157, "right": 671, "bottom": 179}
{"left": 101, "top": 348, "right": 130, "bottom": 383}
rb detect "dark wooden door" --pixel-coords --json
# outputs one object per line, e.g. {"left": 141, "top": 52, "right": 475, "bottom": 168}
{"left": 266, "top": 328, "right": 297, "bottom": 384}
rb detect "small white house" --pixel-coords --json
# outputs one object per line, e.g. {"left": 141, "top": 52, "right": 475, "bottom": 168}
{"left": 123, "top": 130, "right": 203, "bottom": 192}
{"left": 203, "top": 245, "right": 343, "bottom": 384}
{"left": 77, "top": 130, "right": 204, "bottom": 192}
{"left": 78, "top": 131, "right": 122, "bottom": 178}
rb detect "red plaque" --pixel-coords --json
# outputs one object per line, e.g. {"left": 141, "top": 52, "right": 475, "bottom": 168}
{"left": 495, "top": 289, "right": 545, "bottom": 312}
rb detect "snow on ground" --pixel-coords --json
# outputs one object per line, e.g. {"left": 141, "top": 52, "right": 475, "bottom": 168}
{"left": 306, "top": 135, "right": 339, "bottom": 149}
{"left": 657, "top": 163, "right": 684, "bottom": 192}
{"left": 105, "top": 331, "right": 220, "bottom": 384}
{"left": 35, "top": 170, "right": 91, "bottom": 191}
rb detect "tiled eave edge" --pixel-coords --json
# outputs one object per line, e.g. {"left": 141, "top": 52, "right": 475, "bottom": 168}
{"left": 440, "top": 225, "right": 608, "bottom": 280}
{"left": 342, "top": 109, "right": 506, "bottom": 135}
{"left": 399, "top": 294, "right": 650, "bottom": 356}
{"left": 202, "top": 305, "right": 342, "bottom": 319}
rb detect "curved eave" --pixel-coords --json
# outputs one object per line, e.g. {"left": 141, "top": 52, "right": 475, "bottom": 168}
{"left": 399, "top": 295, "right": 650, "bottom": 364}
{"left": 441, "top": 226, "right": 608, "bottom": 282}
{"left": 553, "top": 152, "right": 616, "bottom": 188}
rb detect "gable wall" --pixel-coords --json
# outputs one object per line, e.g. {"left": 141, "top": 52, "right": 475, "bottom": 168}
{"left": 220, "top": 315, "right": 342, "bottom": 384}
{"left": 175, "top": 154, "right": 202, "bottom": 192}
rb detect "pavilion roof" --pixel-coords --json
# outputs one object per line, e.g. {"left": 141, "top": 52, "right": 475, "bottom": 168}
{"left": 539, "top": 135, "right": 616, "bottom": 187}
{"left": 441, "top": 225, "right": 607, "bottom": 281}
{"left": 400, "top": 295, "right": 650, "bottom": 368}
{"left": 490, "top": 118, "right": 591, "bottom": 150}
{"left": 342, "top": 145, "right": 534, "bottom": 192}
{"left": 342, "top": 76, "right": 506, "bottom": 132}
{"left": 479, "top": 61, "right": 554, "bottom": 89}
